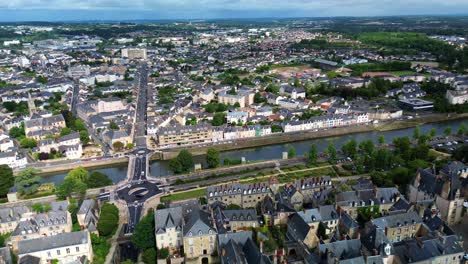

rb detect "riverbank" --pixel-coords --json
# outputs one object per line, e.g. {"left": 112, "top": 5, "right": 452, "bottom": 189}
{"left": 156, "top": 113, "right": 468, "bottom": 160}
{"left": 28, "top": 157, "right": 129, "bottom": 176}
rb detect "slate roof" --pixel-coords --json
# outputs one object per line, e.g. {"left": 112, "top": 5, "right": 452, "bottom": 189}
{"left": 155, "top": 207, "right": 183, "bottom": 234}
{"left": 287, "top": 213, "right": 311, "bottom": 242}
{"left": 183, "top": 209, "right": 215, "bottom": 237}
{"left": 371, "top": 211, "right": 422, "bottom": 229}
{"left": 318, "top": 205, "right": 338, "bottom": 222}
{"left": 297, "top": 209, "right": 322, "bottom": 224}
{"left": 18, "top": 231, "right": 89, "bottom": 255}
{"left": 318, "top": 239, "right": 362, "bottom": 260}
{"left": 0, "top": 206, "right": 29, "bottom": 224}
{"left": 18, "top": 255, "right": 40, "bottom": 264}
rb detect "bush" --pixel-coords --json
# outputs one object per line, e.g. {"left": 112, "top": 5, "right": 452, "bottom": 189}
{"left": 97, "top": 203, "right": 119, "bottom": 237}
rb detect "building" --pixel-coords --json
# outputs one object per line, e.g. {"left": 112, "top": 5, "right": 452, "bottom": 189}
{"left": 370, "top": 211, "right": 423, "bottom": 243}
{"left": 155, "top": 207, "right": 184, "bottom": 252}
{"left": 0, "top": 206, "right": 30, "bottom": 234}
{"left": 408, "top": 168, "right": 464, "bottom": 225}
{"left": 218, "top": 90, "right": 254, "bottom": 108}
{"left": 217, "top": 232, "right": 271, "bottom": 264}
{"left": 17, "top": 231, "right": 93, "bottom": 264}
{"left": 76, "top": 200, "right": 99, "bottom": 234}
{"left": 279, "top": 84, "right": 306, "bottom": 99}
{"left": 207, "top": 182, "right": 271, "bottom": 209}
{"left": 398, "top": 98, "right": 434, "bottom": 111}
{"left": 24, "top": 114, "right": 66, "bottom": 140}
{"left": 157, "top": 124, "right": 213, "bottom": 148}
{"left": 213, "top": 208, "right": 259, "bottom": 233}
{"left": 226, "top": 111, "right": 248, "bottom": 124}
{"left": 0, "top": 151, "right": 27, "bottom": 169}
{"left": 446, "top": 89, "right": 468, "bottom": 105}
{"left": 183, "top": 209, "right": 217, "bottom": 262}
{"left": 121, "top": 48, "right": 147, "bottom": 60}
{"left": 287, "top": 213, "right": 320, "bottom": 249}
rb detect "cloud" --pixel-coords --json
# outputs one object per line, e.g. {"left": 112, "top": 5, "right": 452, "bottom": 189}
{"left": 0, "top": 0, "right": 467, "bottom": 20}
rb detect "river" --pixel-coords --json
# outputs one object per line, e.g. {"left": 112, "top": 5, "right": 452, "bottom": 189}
{"left": 40, "top": 118, "right": 468, "bottom": 185}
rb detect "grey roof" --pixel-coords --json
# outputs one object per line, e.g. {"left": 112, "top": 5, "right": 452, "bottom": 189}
{"left": 18, "top": 255, "right": 40, "bottom": 264}
{"left": 12, "top": 210, "right": 69, "bottom": 236}
{"left": 318, "top": 239, "right": 362, "bottom": 260}
{"left": 0, "top": 206, "right": 29, "bottom": 224}
{"left": 183, "top": 209, "right": 215, "bottom": 237}
{"left": 297, "top": 209, "right": 322, "bottom": 224}
{"left": 361, "top": 226, "right": 393, "bottom": 256}
{"left": 340, "top": 211, "right": 359, "bottom": 229}
{"left": 218, "top": 232, "right": 271, "bottom": 264}
{"left": 287, "top": 213, "right": 311, "bottom": 242}
{"left": 318, "top": 205, "right": 338, "bottom": 222}
{"left": 18, "top": 231, "right": 89, "bottom": 255}
{"left": 0, "top": 247, "right": 12, "bottom": 264}
{"left": 339, "top": 256, "right": 366, "bottom": 264}
{"left": 393, "top": 235, "right": 463, "bottom": 264}
{"left": 372, "top": 211, "right": 422, "bottom": 229}
{"left": 155, "top": 207, "right": 183, "bottom": 234}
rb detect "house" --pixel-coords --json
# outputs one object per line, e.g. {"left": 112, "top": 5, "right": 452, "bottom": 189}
{"left": 0, "top": 247, "right": 12, "bottom": 264}
{"left": 318, "top": 205, "right": 339, "bottom": 235}
{"left": 226, "top": 111, "right": 248, "bottom": 125}
{"left": 286, "top": 213, "right": 319, "bottom": 249}
{"left": 17, "top": 231, "right": 93, "bottom": 264}
{"left": 370, "top": 211, "right": 422, "bottom": 243}
{"left": 213, "top": 208, "right": 259, "bottom": 233}
{"left": 217, "top": 231, "right": 271, "bottom": 264}
{"left": 104, "top": 130, "right": 132, "bottom": 148}
{"left": 0, "top": 151, "right": 27, "bottom": 169}
{"left": 446, "top": 89, "right": 468, "bottom": 105}
{"left": 318, "top": 239, "right": 363, "bottom": 263}
{"left": 207, "top": 182, "right": 271, "bottom": 209}
{"left": 155, "top": 207, "right": 184, "bottom": 252}
{"left": 408, "top": 167, "right": 464, "bottom": 225}
{"left": 279, "top": 84, "right": 306, "bottom": 99}
{"left": 24, "top": 114, "right": 66, "bottom": 140}
{"left": 0, "top": 206, "right": 30, "bottom": 234}
{"left": 183, "top": 209, "right": 217, "bottom": 262}
{"left": 76, "top": 200, "right": 99, "bottom": 234}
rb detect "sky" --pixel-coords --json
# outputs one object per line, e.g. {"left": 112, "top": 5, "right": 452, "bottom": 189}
{"left": 0, "top": 0, "right": 467, "bottom": 22}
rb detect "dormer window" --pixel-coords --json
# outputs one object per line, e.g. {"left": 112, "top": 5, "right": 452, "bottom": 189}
{"left": 189, "top": 232, "right": 192, "bottom": 237}
{"left": 198, "top": 230, "right": 202, "bottom": 236}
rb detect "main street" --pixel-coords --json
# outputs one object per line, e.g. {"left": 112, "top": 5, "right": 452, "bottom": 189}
{"left": 114, "top": 63, "right": 161, "bottom": 235}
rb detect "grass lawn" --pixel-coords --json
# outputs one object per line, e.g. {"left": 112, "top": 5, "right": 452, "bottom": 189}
{"left": 160, "top": 188, "right": 206, "bottom": 203}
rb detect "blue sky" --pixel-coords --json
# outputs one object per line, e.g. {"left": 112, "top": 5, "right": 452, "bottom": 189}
{"left": 0, "top": 0, "right": 467, "bottom": 21}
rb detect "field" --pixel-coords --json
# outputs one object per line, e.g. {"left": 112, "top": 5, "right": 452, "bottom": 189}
{"left": 160, "top": 188, "right": 206, "bottom": 203}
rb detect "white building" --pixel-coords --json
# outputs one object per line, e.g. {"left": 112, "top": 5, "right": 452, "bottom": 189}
{"left": 155, "top": 207, "right": 183, "bottom": 251}
{"left": 121, "top": 48, "right": 147, "bottom": 60}
{"left": 18, "top": 231, "right": 93, "bottom": 264}
{"left": 446, "top": 90, "right": 468, "bottom": 105}
{"left": 0, "top": 151, "right": 27, "bottom": 169}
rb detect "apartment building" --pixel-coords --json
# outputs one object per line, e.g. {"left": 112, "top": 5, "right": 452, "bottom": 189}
{"left": 155, "top": 207, "right": 184, "bottom": 252}
{"left": 157, "top": 124, "right": 213, "bottom": 148}
{"left": 183, "top": 209, "right": 217, "bottom": 262}
{"left": 370, "top": 212, "right": 423, "bottom": 243}
{"left": 207, "top": 182, "right": 271, "bottom": 209}
{"left": 24, "top": 114, "right": 66, "bottom": 140}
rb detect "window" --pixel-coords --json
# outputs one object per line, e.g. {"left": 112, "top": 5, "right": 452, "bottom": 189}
{"left": 66, "top": 248, "right": 70, "bottom": 254}
{"left": 76, "top": 247, "right": 80, "bottom": 252}
{"left": 57, "top": 250, "right": 61, "bottom": 255}
{"left": 47, "top": 252, "right": 51, "bottom": 258}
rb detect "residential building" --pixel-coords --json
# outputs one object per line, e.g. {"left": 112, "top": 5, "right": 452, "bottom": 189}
{"left": 183, "top": 209, "right": 217, "bottom": 261}
{"left": 24, "top": 114, "right": 66, "bottom": 140}
{"left": 446, "top": 89, "right": 468, "bottom": 104}
{"left": 17, "top": 231, "right": 92, "bottom": 264}
{"left": 370, "top": 211, "right": 423, "bottom": 243}
{"left": 0, "top": 206, "right": 30, "bottom": 234}
{"left": 207, "top": 182, "right": 271, "bottom": 209}
{"left": 155, "top": 207, "right": 184, "bottom": 252}
{"left": 213, "top": 208, "right": 258, "bottom": 233}
{"left": 76, "top": 200, "right": 99, "bottom": 234}
{"left": 121, "top": 48, "right": 147, "bottom": 60}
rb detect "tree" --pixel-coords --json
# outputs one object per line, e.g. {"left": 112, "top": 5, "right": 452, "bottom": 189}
{"left": 20, "top": 138, "right": 37, "bottom": 148}
{"left": 317, "top": 222, "right": 328, "bottom": 240}
{"left": 206, "top": 148, "right": 220, "bottom": 168}
{"left": 168, "top": 159, "right": 183, "bottom": 174}
{"left": 307, "top": 145, "right": 318, "bottom": 165}
{"left": 97, "top": 203, "right": 119, "bottom": 237}
{"left": 15, "top": 168, "right": 41, "bottom": 195}
{"left": 56, "top": 177, "right": 87, "bottom": 200}
{"left": 341, "top": 139, "right": 357, "bottom": 159}
{"left": 132, "top": 211, "right": 155, "bottom": 250}
{"left": 60, "top": 127, "right": 72, "bottom": 136}
{"left": 429, "top": 128, "right": 437, "bottom": 139}
{"left": 87, "top": 171, "right": 113, "bottom": 188}
{"left": 378, "top": 135, "right": 385, "bottom": 145}
{"left": 413, "top": 126, "right": 420, "bottom": 140}
{"left": 0, "top": 165, "right": 14, "bottom": 197}
{"left": 126, "top": 143, "right": 135, "bottom": 149}
{"left": 143, "top": 248, "right": 157, "bottom": 264}
{"left": 9, "top": 125, "right": 25, "bottom": 139}
{"left": 212, "top": 112, "right": 226, "bottom": 126}
{"left": 177, "top": 150, "right": 194, "bottom": 172}
{"left": 67, "top": 167, "right": 89, "bottom": 182}
{"left": 112, "top": 141, "right": 124, "bottom": 151}
{"left": 458, "top": 123, "right": 466, "bottom": 135}
{"left": 109, "top": 121, "right": 119, "bottom": 130}
{"left": 328, "top": 143, "right": 337, "bottom": 163}
{"left": 288, "top": 147, "right": 296, "bottom": 158}
{"left": 444, "top": 127, "right": 452, "bottom": 136}
{"left": 359, "top": 140, "right": 375, "bottom": 156}
{"left": 79, "top": 130, "right": 90, "bottom": 145}
{"left": 393, "top": 136, "right": 411, "bottom": 161}
{"left": 158, "top": 248, "right": 169, "bottom": 259}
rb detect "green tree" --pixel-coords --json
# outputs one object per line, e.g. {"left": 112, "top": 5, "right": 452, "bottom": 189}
{"left": 429, "top": 128, "right": 437, "bottom": 139}
{"left": 86, "top": 171, "right": 113, "bottom": 188}
{"left": 359, "top": 140, "right": 375, "bottom": 156}
{"left": 317, "top": 222, "right": 328, "bottom": 240}
{"left": 20, "top": 138, "right": 37, "bottom": 148}
{"left": 206, "top": 148, "right": 220, "bottom": 168}
{"left": 15, "top": 168, "right": 41, "bottom": 195}
{"left": 60, "top": 127, "right": 72, "bottom": 136}
{"left": 378, "top": 135, "right": 385, "bottom": 145}
{"left": 341, "top": 139, "right": 358, "bottom": 159}
{"left": 457, "top": 123, "right": 466, "bottom": 135}
{"left": 288, "top": 147, "right": 296, "bottom": 158}
{"left": 31, "top": 203, "right": 45, "bottom": 213}
{"left": 126, "top": 143, "right": 135, "bottom": 149}
{"left": 79, "top": 130, "right": 90, "bottom": 145}
{"left": 0, "top": 165, "right": 14, "bottom": 197}
{"left": 212, "top": 112, "right": 226, "bottom": 126}
{"left": 393, "top": 136, "right": 411, "bottom": 161}
{"left": 328, "top": 143, "right": 337, "bottom": 163}
{"left": 97, "top": 203, "right": 119, "bottom": 237}
{"left": 109, "top": 121, "right": 119, "bottom": 130}
{"left": 56, "top": 177, "right": 87, "bottom": 200}
{"left": 8, "top": 125, "right": 25, "bottom": 139}
{"left": 444, "top": 127, "right": 452, "bottom": 136}
{"left": 112, "top": 141, "right": 124, "bottom": 151}
{"left": 168, "top": 159, "right": 183, "bottom": 174}
{"left": 177, "top": 150, "right": 194, "bottom": 172}
{"left": 413, "top": 126, "right": 420, "bottom": 140}
{"left": 67, "top": 167, "right": 89, "bottom": 182}
{"left": 307, "top": 145, "right": 318, "bottom": 165}
{"left": 158, "top": 248, "right": 169, "bottom": 259}
{"left": 142, "top": 248, "right": 157, "bottom": 264}
{"left": 132, "top": 211, "right": 155, "bottom": 250}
